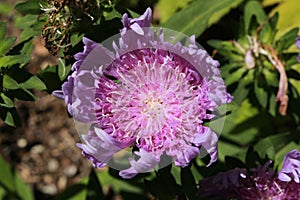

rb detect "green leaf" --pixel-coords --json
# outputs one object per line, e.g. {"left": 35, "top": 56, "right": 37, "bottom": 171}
{"left": 162, "top": 0, "right": 243, "bottom": 38}
{"left": 3, "top": 75, "right": 19, "bottom": 90}
{"left": 103, "top": 6, "right": 122, "bottom": 20}
{"left": 97, "top": 170, "right": 142, "bottom": 194}
{"left": 244, "top": 0, "right": 268, "bottom": 33}
{"left": 263, "top": 68, "right": 278, "bottom": 87}
{"left": 15, "top": 174, "right": 34, "bottom": 200}
{"left": 254, "top": 132, "right": 295, "bottom": 160}
{"left": 0, "top": 155, "right": 15, "bottom": 191}
{"left": 208, "top": 40, "right": 240, "bottom": 53}
{"left": 207, "top": 39, "right": 225, "bottom": 49}
{"left": 269, "top": 12, "right": 279, "bottom": 32}
{"left": 86, "top": 170, "right": 105, "bottom": 200}
{"left": 0, "top": 107, "right": 21, "bottom": 127}
{"left": 225, "top": 67, "right": 247, "bottom": 86}
{"left": 220, "top": 99, "right": 261, "bottom": 146}
{"left": 254, "top": 81, "right": 268, "bottom": 108}
{"left": 0, "top": 22, "right": 6, "bottom": 41}
{"left": 157, "top": 0, "right": 193, "bottom": 23}
{"left": 145, "top": 171, "right": 180, "bottom": 200}
{"left": 285, "top": 55, "right": 299, "bottom": 71}
{"left": 233, "top": 70, "right": 254, "bottom": 105}
{"left": 180, "top": 167, "right": 196, "bottom": 200}
{"left": 70, "top": 34, "right": 84, "bottom": 47}
{"left": 218, "top": 140, "right": 245, "bottom": 161}
{"left": 0, "top": 93, "right": 14, "bottom": 108}
{"left": 268, "top": 93, "right": 277, "bottom": 116}
{"left": 19, "top": 75, "right": 47, "bottom": 90}
{"left": 15, "top": 0, "right": 41, "bottom": 15}
{"left": 15, "top": 14, "right": 39, "bottom": 29}
{"left": 0, "top": 187, "right": 6, "bottom": 200}
{"left": 263, "top": 0, "right": 283, "bottom": 6}
{"left": 55, "top": 184, "right": 87, "bottom": 200}
{"left": 127, "top": 9, "right": 140, "bottom": 19}
{"left": 15, "top": 15, "right": 38, "bottom": 29}
{"left": 19, "top": 88, "right": 36, "bottom": 101}
{"left": 0, "top": 55, "right": 30, "bottom": 68}
{"left": 0, "top": 155, "right": 33, "bottom": 199}
{"left": 233, "top": 86, "right": 249, "bottom": 105}
{"left": 18, "top": 27, "right": 41, "bottom": 43}
{"left": 38, "top": 66, "right": 63, "bottom": 92}
{"left": 4, "top": 110, "right": 15, "bottom": 126}
{"left": 5, "top": 89, "right": 35, "bottom": 102}
{"left": 18, "top": 38, "right": 34, "bottom": 57}
{"left": 264, "top": 0, "right": 300, "bottom": 39}
{"left": 0, "top": 36, "right": 16, "bottom": 55}
{"left": 276, "top": 27, "right": 299, "bottom": 53}
{"left": 15, "top": 15, "right": 42, "bottom": 43}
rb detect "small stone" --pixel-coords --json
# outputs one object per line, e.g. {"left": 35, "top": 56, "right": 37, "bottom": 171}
{"left": 48, "top": 138, "right": 57, "bottom": 147}
{"left": 47, "top": 159, "right": 59, "bottom": 172}
{"left": 57, "top": 176, "right": 67, "bottom": 190}
{"left": 30, "top": 144, "right": 45, "bottom": 154}
{"left": 63, "top": 165, "right": 77, "bottom": 177}
{"left": 43, "top": 174, "right": 53, "bottom": 184}
{"left": 41, "top": 184, "right": 57, "bottom": 195}
{"left": 17, "top": 138, "right": 28, "bottom": 148}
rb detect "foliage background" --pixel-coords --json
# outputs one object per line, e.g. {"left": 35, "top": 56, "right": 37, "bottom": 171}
{"left": 0, "top": 0, "right": 299, "bottom": 199}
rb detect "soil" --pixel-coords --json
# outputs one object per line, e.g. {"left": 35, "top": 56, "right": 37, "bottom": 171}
{"left": 0, "top": 90, "right": 92, "bottom": 199}
{"left": 0, "top": 7, "right": 92, "bottom": 198}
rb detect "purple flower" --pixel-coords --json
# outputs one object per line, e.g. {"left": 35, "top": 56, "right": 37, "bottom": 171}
{"left": 278, "top": 149, "right": 300, "bottom": 183}
{"left": 198, "top": 168, "right": 247, "bottom": 198}
{"left": 198, "top": 151, "right": 300, "bottom": 199}
{"left": 54, "top": 8, "right": 232, "bottom": 178}
{"left": 236, "top": 161, "right": 286, "bottom": 200}
{"left": 296, "top": 36, "right": 300, "bottom": 62}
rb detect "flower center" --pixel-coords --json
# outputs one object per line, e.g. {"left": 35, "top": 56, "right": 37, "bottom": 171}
{"left": 100, "top": 49, "right": 207, "bottom": 150}
{"left": 143, "top": 97, "right": 163, "bottom": 117}
{"left": 139, "top": 94, "right": 166, "bottom": 136}
{"left": 109, "top": 57, "right": 194, "bottom": 139}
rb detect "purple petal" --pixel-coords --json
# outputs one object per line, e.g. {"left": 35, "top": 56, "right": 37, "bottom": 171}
{"left": 297, "top": 36, "right": 300, "bottom": 62}
{"left": 296, "top": 36, "right": 300, "bottom": 51}
{"left": 173, "top": 145, "right": 200, "bottom": 167}
{"left": 52, "top": 90, "right": 64, "bottom": 99}
{"left": 119, "top": 149, "right": 161, "bottom": 179}
{"left": 278, "top": 149, "right": 300, "bottom": 183}
{"left": 121, "top": 7, "right": 152, "bottom": 35}
{"left": 129, "top": 23, "right": 144, "bottom": 35}
{"left": 193, "top": 127, "right": 218, "bottom": 166}
{"left": 77, "top": 126, "right": 129, "bottom": 168}
{"left": 72, "top": 37, "right": 99, "bottom": 71}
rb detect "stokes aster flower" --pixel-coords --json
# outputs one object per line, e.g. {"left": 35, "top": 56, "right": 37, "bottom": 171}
{"left": 54, "top": 8, "right": 232, "bottom": 178}
{"left": 198, "top": 149, "right": 300, "bottom": 199}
